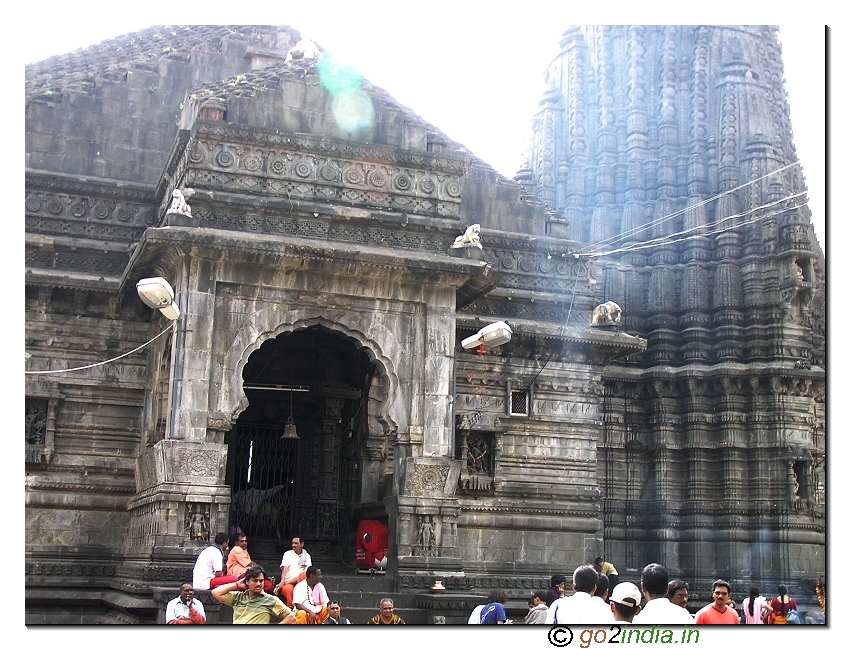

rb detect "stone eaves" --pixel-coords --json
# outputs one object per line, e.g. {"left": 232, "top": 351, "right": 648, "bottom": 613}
{"left": 119, "top": 224, "right": 498, "bottom": 293}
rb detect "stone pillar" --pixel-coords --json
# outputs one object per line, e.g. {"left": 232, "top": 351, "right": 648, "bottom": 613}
{"left": 120, "top": 258, "right": 230, "bottom": 593}
{"left": 386, "top": 457, "right": 463, "bottom": 578}
{"left": 315, "top": 382, "right": 360, "bottom": 540}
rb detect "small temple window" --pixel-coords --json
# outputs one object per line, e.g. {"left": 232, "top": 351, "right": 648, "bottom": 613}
{"left": 510, "top": 388, "right": 530, "bottom": 416}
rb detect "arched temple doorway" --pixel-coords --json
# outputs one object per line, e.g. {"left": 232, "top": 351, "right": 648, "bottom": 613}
{"left": 224, "top": 325, "right": 381, "bottom": 566}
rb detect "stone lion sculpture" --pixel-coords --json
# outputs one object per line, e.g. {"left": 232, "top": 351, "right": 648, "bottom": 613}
{"left": 591, "top": 301, "right": 622, "bottom": 326}
{"left": 285, "top": 39, "right": 322, "bottom": 63}
{"left": 167, "top": 188, "right": 195, "bottom": 216}
{"left": 451, "top": 223, "right": 482, "bottom": 249}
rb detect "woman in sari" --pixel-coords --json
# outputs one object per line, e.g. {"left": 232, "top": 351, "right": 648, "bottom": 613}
{"left": 765, "top": 584, "right": 798, "bottom": 624}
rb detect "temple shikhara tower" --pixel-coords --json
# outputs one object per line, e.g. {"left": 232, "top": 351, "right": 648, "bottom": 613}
{"left": 519, "top": 24, "right": 824, "bottom": 594}
{"left": 25, "top": 25, "right": 824, "bottom": 624}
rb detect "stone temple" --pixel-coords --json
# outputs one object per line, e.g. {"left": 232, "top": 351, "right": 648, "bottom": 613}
{"left": 25, "top": 25, "right": 824, "bottom": 624}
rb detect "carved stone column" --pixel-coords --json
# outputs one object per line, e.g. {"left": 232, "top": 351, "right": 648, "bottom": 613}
{"left": 386, "top": 457, "right": 463, "bottom": 577}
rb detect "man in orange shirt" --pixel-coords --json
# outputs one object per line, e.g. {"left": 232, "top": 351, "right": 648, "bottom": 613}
{"left": 695, "top": 579, "right": 740, "bottom": 624}
{"left": 227, "top": 534, "right": 273, "bottom": 592}
{"left": 227, "top": 534, "right": 254, "bottom": 577}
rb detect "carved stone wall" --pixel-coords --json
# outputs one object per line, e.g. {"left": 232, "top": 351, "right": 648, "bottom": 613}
{"left": 24, "top": 23, "right": 823, "bottom": 623}
{"left": 525, "top": 25, "right": 825, "bottom": 598}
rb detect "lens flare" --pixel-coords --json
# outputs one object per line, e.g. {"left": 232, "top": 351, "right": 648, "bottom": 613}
{"left": 317, "top": 54, "right": 375, "bottom": 133}
{"left": 331, "top": 92, "right": 375, "bottom": 133}
{"left": 317, "top": 55, "right": 363, "bottom": 96}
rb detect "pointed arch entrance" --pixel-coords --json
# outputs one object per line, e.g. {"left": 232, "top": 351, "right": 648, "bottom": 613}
{"left": 225, "top": 325, "right": 382, "bottom": 564}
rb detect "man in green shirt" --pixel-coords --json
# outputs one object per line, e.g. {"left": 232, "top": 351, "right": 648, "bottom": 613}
{"left": 212, "top": 565, "right": 296, "bottom": 624}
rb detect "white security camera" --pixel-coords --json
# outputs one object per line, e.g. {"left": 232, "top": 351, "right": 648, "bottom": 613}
{"left": 461, "top": 321, "right": 512, "bottom": 350}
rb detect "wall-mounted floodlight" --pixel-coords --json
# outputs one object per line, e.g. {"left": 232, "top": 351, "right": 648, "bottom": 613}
{"left": 136, "top": 277, "right": 180, "bottom": 321}
{"left": 461, "top": 321, "right": 512, "bottom": 350}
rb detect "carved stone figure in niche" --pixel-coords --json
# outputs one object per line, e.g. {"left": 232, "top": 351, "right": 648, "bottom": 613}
{"left": 418, "top": 515, "right": 436, "bottom": 550}
{"left": 786, "top": 462, "right": 799, "bottom": 502}
{"left": 794, "top": 259, "right": 805, "bottom": 282}
{"left": 186, "top": 503, "right": 210, "bottom": 541}
{"left": 25, "top": 402, "right": 47, "bottom": 446}
{"left": 591, "top": 301, "right": 622, "bottom": 326}
{"left": 166, "top": 188, "right": 195, "bottom": 216}
{"left": 320, "top": 506, "right": 335, "bottom": 535}
{"left": 451, "top": 223, "right": 482, "bottom": 249}
{"left": 467, "top": 437, "right": 489, "bottom": 474}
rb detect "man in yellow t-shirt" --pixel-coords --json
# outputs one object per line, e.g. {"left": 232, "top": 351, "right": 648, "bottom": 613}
{"left": 212, "top": 565, "right": 295, "bottom": 624}
{"left": 594, "top": 556, "right": 620, "bottom": 589}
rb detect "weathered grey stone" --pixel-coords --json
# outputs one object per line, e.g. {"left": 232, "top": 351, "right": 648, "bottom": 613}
{"left": 25, "top": 23, "right": 823, "bottom": 625}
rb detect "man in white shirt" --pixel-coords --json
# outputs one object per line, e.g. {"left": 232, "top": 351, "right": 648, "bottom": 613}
{"left": 165, "top": 583, "right": 206, "bottom": 624}
{"left": 632, "top": 564, "right": 694, "bottom": 625}
{"left": 292, "top": 566, "right": 330, "bottom": 624}
{"left": 546, "top": 565, "right": 615, "bottom": 625}
{"left": 590, "top": 573, "right": 614, "bottom": 618}
{"left": 192, "top": 533, "right": 230, "bottom": 590}
{"left": 467, "top": 603, "right": 486, "bottom": 624}
{"left": 276, "top": 536, "right": 311, "bottom": 607}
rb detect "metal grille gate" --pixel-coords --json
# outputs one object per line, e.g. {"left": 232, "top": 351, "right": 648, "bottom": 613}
{"left": 229, "top": 423, "right": 297, "bottom": 541}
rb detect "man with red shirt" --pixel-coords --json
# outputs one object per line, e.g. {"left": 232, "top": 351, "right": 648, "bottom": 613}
{"left": 695, "top": 579, "right": 740, "bottom": 624}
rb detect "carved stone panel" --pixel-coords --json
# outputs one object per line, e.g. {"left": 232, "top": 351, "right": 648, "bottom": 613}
{"left": 400, "top": 457, "right": 462, "bottom": 498}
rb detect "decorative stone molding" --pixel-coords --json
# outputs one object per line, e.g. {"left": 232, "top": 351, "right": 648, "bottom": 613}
{"left": 25, "top": 562, "right": 117, "bottom": 577}
{"left": 136, "top": 440, "right": 227, "bottom": 491}
{"left": 184, "top": 122, "right": 467, "bottom": 218}
{"left": 25, "top": 190, "right": 155, "bottom": 230}
{"left": 193, "top": 121, "right": 469, "bottom": 174}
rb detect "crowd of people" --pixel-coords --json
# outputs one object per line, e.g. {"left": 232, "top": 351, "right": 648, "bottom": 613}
{"left": 170, "top": 538, "right": 821, "bottom": 625}
{"left": 466, "top": 557, "right": 822, "bottom": 626}
{"left": 168, "top": 534, "right": 404, "bottom": 625}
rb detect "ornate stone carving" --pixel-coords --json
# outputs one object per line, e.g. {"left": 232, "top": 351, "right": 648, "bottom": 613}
{"left": 451, "top": 224, "right": 481, "bottom": 250}
{"left": 416, "top": 514, "right": 437, "bottom": 556}
{"left": 25, "top": 190, "right": 154, "bottom": 233}
{"left": 166, "top": 188, "right": 195, "bottom": 216}
{"left": 185, "top": 502, "right": 210, "bottom": 541}
{"left": 185, "top": 125, "right": 467, "bottom": 218}
{"left": 411, "top": 465, "right": 449, "bottom": 493}
{"left": 25, "top": 396, "right": 59, "bottom": 466}
{"left": 401, "top": 458, "right": 461, "bottom": 498}
{"left": 591, "top": 301, "right": 622, "bottom": 326}
{"left": 175, "top": 448, "right": 221, "bottom": 477}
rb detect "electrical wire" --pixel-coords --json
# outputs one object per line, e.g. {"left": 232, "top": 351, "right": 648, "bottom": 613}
{"left": 524, "top": 269, "right": 581, "bottom": 391}
{"left": 24, "top": 321, "right": 176, "bottom": 375}
{"left": 579, "top": 192, "right": 808, "bottom": 259}
{"left": 574, "top": 161, "right": 802, "bottom": 254}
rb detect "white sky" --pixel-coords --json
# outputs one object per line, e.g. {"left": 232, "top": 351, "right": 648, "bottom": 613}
{"left": 18, "top": 3, "right": 828, "bottom": 250}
